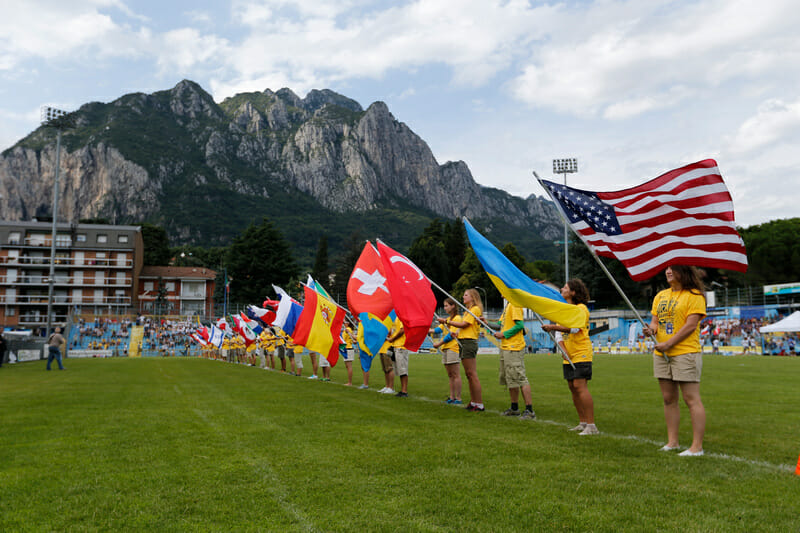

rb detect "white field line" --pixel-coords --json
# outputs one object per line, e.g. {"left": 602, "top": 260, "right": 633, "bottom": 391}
{"left": 244, "top": 363, "right": 798, "bottom": 474}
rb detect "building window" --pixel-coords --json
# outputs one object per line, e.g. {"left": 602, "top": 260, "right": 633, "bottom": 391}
{"left": 143, "top": 281, "right": 154, "bottom": 291}
{"left": 8, "top": 231, "right": 21, "bottom": 245}
{"left": 6, "top": 306, "right": 14, "bottom": 316}
{"left": 76, "top": 234, "right": 87, "bottom": 242}
{"left": 55, "top": 234, "right": 71, "bottom": 246}
{"left": 97, "top": 234, "right": 108, "bottom": 244}
{"left": 117, "top": 234, "right": 129, "bottom": 243}
{"left": 166, "top": 282, "right": 176, "bottom": 292}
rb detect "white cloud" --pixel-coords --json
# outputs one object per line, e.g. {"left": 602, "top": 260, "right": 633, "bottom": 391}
{"left": 510, "top": 0, "right": 800, "bottom": 118}
{"left": 726, "top": 98, "right": 800, "bottom": 154}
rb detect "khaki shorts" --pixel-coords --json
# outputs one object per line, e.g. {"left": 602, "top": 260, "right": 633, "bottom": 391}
{"left": 499, "top": 349, "right": 529, "bottom": 388}
{"left": 393, "top": 348, "right": 409, "bottom": 377}
{"left": 653, "top": 352, "right": 702, "bottom": 382}
{"left": 441, "top": 349, "right": 460, "bottom": 365}
{"left": 380, "top": 352, "right": 394, "bottom": 374}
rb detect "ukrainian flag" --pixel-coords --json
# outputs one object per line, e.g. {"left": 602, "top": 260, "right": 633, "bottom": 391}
{"left": 463, "top": 217, "right": 585, "bottom": 328}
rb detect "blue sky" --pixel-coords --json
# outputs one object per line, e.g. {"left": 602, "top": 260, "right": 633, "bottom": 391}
{"left": 2, "top": 0, "right": 799, "bottom": 227}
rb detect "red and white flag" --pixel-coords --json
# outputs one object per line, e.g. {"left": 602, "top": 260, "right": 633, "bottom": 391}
{"left": 376, "top": 240, "right": 436, "bottom": 352}
{"left": 541, "top": 159, "right": 748, "bottom": 281}
{"left": 347, "top": 242, "right": 393, "bottom": 319}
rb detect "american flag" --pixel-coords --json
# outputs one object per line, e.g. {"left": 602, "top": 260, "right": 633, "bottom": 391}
{"left": 541, "top": 159, "right": 748, "bottom": 281}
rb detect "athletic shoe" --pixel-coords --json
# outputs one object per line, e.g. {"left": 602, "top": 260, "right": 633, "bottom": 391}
{"left": 519, "top": 410, "right": 537, "bottom": 420}
{"left": 452, "top": 399, "right": 463, "bottom": 405}
{"left": 378, "top": 387, "right": 388, "bottom": 393}
{"left": 678, "top": 449, "right": 704, "bottom": 457}
{"left": 466, "top": 404, "right": 485, "bottom": 412}
{"left": 445, "top": 398, "right": 454, "bottom": 404}
{"left": 358, "top": 384, "right": 369, "bottom": 389}
{"left": 395, "top": 392, "right": 408, "bottom": 397}
{"left": 380, "top": 388, "right": 395, "bottom": 394}
{"left": 308, "top": 375, "right": 319, "bottom": 380}
{"left": 569, "top": 423, "right": 587, "bottom": 432}
{"left": 578, "top": 424, "right": 599, "bottom": 436}
{"left": 658, "top": 444, "right": 680, "bottom": 452}
{"left": 501, "top": 408, "right": 520, "bottom": 416}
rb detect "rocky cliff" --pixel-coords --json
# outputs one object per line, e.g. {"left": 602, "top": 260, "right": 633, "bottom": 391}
{"left": 0, "top": 80, "right": 560, "bottom": 258}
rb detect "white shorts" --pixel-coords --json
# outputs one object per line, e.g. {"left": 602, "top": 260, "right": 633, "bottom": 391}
{"left": 319, "top": 355, "right": 331, "bottom": 368}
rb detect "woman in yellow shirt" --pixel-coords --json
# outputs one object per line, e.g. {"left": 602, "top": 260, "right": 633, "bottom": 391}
{"left": 439, "top": 288, "right": 484, "bottom": 411}
{"left": 542, "top": 279, "right": 596, "bottom": 435}
{"left": 431, "top": 297, "right": 463, "bottom": 405}
{"left": 643, "top": 265, "right": 707, "bottom": 456}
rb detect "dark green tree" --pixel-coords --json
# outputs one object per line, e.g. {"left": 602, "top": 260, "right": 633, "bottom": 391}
{"left": 141, "top": 223, "right": 171, "bottom": 266}
{"left": 329, "top": 232, "right": 366, "bottom": 306}
{"left": 736, "top": 218, "right": 800, "bottom": 285}
{"left": 225, "top": 217, "right": 299, "bottom": 305}
{"left": 311, "top": 235, "right": 329, "bottom": 284}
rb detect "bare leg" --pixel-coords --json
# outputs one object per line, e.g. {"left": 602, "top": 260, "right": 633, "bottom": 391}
{"left": 679, "top": 381, "right": 705, "bottom": 452}
{"left": 659, "top": 379, "right": 680, "bottom": 447}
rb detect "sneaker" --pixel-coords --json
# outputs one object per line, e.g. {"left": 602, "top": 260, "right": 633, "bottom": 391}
{"left": 395, "top": 391, "right": 408, "bottom": 397}
{"left": 465, "top": 403, "right": 476, "bottom": 411}
{"left": 569, "top": 423, "right": 587, "bottom": 432}
{"left": 381, "top": 388, "right": 395, "bottom": 394}
{"left": 445, "top": 398, "right": 454, "bottom": 404}
{"left": 578, "top": 424, "right": 599, "bottom": 435}
{"left": 678, "top": 449, "right": 704, "bottom": 457}
{"left": 466, "top": 404, "right": 485, "bottom": 412}
{"left": 378, "top": 387, "right": 388, "bottom": 393}
{"left": 519, "top": 410, "right": 537, "bottom": 420}
{"left": 501, "top": 408, "right": 520, "bottom": 416}
{"left": 308, "top": 375, "right": 319, "bottom": 380}
{"left": 358, "top": 384, "right": 369, "bottom": 389}
{"left": 659, "top": 444, "right": 680, "bottom": 452}
{"left": 452, "top": 399, "right": 463, "bottom": 405}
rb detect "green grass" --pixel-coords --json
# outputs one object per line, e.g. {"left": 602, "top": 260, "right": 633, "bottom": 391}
{"left": 2, "top": 354, "right": 798, "bottom": 532}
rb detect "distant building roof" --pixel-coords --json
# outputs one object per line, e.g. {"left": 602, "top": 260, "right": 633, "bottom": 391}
{"left": 140, "top": 266, "right": 217, "bottom": 280}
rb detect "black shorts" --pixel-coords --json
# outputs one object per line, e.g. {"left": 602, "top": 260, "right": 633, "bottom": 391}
{"left": 563, "top": 361, "right": 592, "bottom": 381}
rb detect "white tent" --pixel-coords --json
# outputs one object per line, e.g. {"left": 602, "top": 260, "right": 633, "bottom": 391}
{"left": 760, "top": 311, "right": 800, "bottom": 333}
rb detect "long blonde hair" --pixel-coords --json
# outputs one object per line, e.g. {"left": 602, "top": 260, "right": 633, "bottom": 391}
{"left": 464, "top": 288, "right": 484, "bottom": 313}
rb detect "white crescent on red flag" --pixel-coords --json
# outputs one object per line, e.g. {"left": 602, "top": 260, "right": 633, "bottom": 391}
{"left": 376, "top": 240, "right": 436, "bottom": 352}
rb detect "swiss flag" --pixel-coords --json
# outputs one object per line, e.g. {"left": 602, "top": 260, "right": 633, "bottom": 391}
{"left": 347, "top": 242, "right": 393, "bottom": 319}
{"left": 376, "top": 240, "right": 436, "bottom": 352}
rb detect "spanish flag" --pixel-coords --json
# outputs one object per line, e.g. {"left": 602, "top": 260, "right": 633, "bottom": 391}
{"left": 463, "top": 217, "right": 585, "bottom": 328}
{"left": 293, "top": 285, "right": 347, "bottom": 366}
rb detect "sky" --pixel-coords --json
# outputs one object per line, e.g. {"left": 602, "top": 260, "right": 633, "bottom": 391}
{"left": 1, "top": 0, "right": 799, "bottom": 228}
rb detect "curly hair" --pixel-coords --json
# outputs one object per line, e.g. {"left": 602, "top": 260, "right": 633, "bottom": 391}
{"left": 567, "top": 279, "right": 590, "bottom": 305}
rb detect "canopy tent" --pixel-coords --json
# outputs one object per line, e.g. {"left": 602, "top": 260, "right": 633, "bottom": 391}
{"left": 759, "top": 311, "right": 800, "bottom": 333}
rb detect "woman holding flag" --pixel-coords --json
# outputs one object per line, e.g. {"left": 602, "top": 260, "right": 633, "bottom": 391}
{"left": 541, "top": 279, "right": 597, "bottom": 435}
{"left": 431, "top": 297, "right": 463, "bottom": 405}
{"left": 642, "top": 265, "right": 707, "bottom": 457}
{"left": 439, "top": 289, "right": 484, "bottom": 411}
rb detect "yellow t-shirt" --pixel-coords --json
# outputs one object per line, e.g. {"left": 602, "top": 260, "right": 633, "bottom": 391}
{"left": 500, "top": 304, "right": 526, "bottom": 351}
{"left": 563, "top": 303, "right": 592, "bottom": 364}
{"left": 390, "top": 317, "right": 406, "bottom": 349}
{"left": 651, "top": 288, "right": 706, "bottom": 356}
{"left": 435, "top": 315, "right": 461, "bottom": 353}
{"left": 460, "top": 305, "right": 482, "bottom": 340}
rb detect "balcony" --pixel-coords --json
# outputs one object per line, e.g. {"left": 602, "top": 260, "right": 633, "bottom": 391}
{"left": 0, "top": 275, "right": 132, "bottom": 286}
{"left": 0, "top": 256, "right": 133, "bottom": 268}
{"left": 1, "top": 294, "right": 132, "bottom": 306}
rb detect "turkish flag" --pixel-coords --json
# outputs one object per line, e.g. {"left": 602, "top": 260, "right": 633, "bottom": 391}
{"left": 347, "top": 242, "right": 393, "bottom": 319}
{"left": 376, "top": 240, "right": 436, "bottom": 352}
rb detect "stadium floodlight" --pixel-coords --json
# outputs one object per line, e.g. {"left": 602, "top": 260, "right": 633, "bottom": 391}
{"left": 41, "top": 106, "right": 74, "bottom": 341}
{"left": 553, "top": 158, "right": 578, "bottom": 282}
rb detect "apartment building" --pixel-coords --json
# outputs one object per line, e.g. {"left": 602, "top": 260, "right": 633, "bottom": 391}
{"left": 137, "top": 266, "right": 217, "bottom": 317}
{"left": 0, "top": 221, "right": 143, "bottom": 328}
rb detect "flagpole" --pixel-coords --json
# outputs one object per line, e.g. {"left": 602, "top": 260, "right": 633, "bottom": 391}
{"left": 533, "top": 170, "right": 665, "bottom": 360}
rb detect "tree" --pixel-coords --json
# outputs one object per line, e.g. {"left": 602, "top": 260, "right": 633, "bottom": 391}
{"left": 141, "top": 223, "right": 171, "bottom": 266}
{"left": 225, "top": 217, "right": 299, "bottom": 305}
{"left": 736, "top": 218, "right": 800, "bottom": 285}
{"left": 311, "top": 235, "right": 329, "bottom": 284}
{"left": 329, "top": 231, "right": 366, "bottom": 306}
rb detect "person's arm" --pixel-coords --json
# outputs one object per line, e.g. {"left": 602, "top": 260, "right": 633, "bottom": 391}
{"left": 388, "top": 325, "right": 404, "bottom": 343}
{"left": 642, "top": 316, "right": 659, "bottom": 337}
{"left": 494, "top": 320, "right": 524, "bottom": 339}
{"left": 654, "top": 313, "right": 703, "bottom": 354}
{"left": 541, "top": 324, "right": 580, "bottom": 334}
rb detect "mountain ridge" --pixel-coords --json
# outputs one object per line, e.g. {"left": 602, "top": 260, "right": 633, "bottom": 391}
{"left": 0, "top": 80, "right": 561, "bottom": 264}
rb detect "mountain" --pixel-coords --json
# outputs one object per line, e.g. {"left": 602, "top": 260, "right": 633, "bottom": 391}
{"left": 0, "top": 80, "right": 562, "bottom": 265}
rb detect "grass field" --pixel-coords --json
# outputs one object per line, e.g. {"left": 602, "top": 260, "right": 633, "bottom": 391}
{"left": 2, "top": 353, "right": 799, "bottom": 532}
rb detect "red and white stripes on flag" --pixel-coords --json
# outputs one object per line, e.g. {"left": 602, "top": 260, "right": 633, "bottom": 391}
{"left": 541, "top": 159, "right": 748, "bottom": 281}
